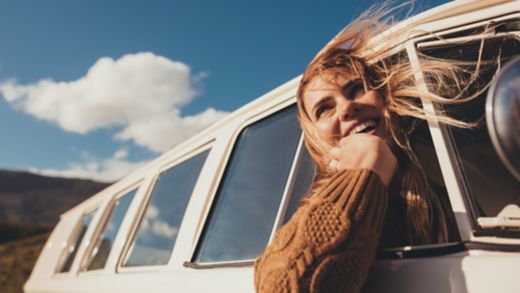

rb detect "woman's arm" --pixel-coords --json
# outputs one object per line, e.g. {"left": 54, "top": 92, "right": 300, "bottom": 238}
{"left": 254, "top": 168, "right": 388, "bottom": 293}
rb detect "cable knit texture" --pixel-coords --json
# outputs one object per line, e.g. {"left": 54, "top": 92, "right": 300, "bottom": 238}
{"left": 254, "top": 169, "right": 388, "bottom": 293}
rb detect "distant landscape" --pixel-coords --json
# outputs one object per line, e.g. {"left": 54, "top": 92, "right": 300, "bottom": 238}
{"left": 0, "top": 169, "right": 109, "bottom": 293}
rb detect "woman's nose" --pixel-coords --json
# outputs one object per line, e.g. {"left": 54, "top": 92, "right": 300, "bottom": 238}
{"left": 337, "top": 98, "right": 359, "bottom": 121}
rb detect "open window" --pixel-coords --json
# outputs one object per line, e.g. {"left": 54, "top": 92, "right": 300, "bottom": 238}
{"left": 418, "top": 20, "right": 520, "bottom": 236}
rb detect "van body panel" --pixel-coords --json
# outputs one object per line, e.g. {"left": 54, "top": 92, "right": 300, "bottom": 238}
{"left": 366, "top": 250, "right": 520, "bottom": 293}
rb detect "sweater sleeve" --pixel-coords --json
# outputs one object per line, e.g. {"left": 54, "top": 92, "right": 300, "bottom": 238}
{"left": 254, "top": 169, "right": 388, "bottom": 293}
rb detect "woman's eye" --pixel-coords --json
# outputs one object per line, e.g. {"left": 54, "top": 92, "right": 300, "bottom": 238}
{"left": 351, "top": 83, "right": 365, "bottom": 99}
{"left": 343, "top": 80, "right": 365, "bottom": 100}
{"left": 315, "top": 104, "right": 333, "bottom": 119}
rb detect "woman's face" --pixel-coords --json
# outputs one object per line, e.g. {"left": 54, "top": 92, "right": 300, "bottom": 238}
{"left": 302, "top": 72, "right": 387, "bottom": 146}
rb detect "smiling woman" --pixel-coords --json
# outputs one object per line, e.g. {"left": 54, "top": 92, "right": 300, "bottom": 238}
{"left": 253, "top": 3, "right": 482, "bottom": 292}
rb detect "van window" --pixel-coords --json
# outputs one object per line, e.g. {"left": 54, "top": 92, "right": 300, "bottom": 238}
{"left": 282, "top": 145, "right": 316, "bottom": 224}
{"left": 122, "top": 150, "right": 210, "bottom": 267}
{"left": 194, "top": 106, "right": 301, "bottom": 263}
{"left": 56, "top": 209, "right": 97, "bottom": 273}
{"left": 420, "top": 35, "right": 520, "bottom": 219}
{"left": 83, "top": 187, "right": 138, "bottom": 271}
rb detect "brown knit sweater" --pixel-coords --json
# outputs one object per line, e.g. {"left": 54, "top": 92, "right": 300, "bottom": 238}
{"left": 254, "top": 169, "right": 388, "bottom": 293}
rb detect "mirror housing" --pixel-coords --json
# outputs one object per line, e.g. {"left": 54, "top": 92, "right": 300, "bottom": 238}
{"left": 486, "top": 56, "right": 520, "bottom": 181}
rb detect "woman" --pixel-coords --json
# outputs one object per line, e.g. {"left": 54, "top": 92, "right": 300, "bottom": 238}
{"left": 254, "top": 4, "right": 482, "bottom": 293}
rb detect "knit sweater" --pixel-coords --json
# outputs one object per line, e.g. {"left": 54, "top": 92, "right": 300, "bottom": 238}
{"left": 254, "top": 169, "right": 388, "bottom": 293}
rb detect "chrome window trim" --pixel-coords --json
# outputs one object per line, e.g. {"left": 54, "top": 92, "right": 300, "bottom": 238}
{"left": 377, "top": 240, "right": 520, "bottom": 260}
{"left": 411, "top": 12, "right": 520, "bottom": 47}
{"left": 184, "top": 259, "right": 254, "bottom": 269}
{"left": 377, "top": 241, "right": 468, "bottom": 259}
{"left": 416, "top": 32, "right": 520, "bottom": 49}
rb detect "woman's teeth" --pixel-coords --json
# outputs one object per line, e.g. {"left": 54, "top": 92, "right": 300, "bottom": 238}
{"left": 349, "top": 120, "right": 377, "bottom": 135}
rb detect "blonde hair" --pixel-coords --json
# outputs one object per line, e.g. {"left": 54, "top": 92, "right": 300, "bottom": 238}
{"left": 296, "top": 2, "right": 487, "bottom": 244}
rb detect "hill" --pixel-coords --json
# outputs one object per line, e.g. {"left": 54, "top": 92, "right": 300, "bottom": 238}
{"left": 0, "top": 232, "right": 49, "bottom": 293}
{"left": 0, "top": 169, "right": 109, "bottom": 228}
{"left": 0, "top": 169, "right": 110, "bottom": 293}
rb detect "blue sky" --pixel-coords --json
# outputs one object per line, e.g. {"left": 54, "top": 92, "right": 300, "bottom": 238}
{"left": 0, "top": 0, "right": 447, "bottom": 182}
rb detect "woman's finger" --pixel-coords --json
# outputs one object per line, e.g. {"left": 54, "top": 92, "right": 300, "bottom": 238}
{"left": 330, "top": 147, "right": 341, "bottom": 159}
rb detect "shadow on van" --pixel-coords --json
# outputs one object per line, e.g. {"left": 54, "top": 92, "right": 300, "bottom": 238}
{"left": 363, "top": 249, "right": 468, "bottom": 293}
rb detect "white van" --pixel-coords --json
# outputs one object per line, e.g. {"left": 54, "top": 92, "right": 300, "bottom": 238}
{"left": 25, "top": 1, "right": 520, "bottom": 292}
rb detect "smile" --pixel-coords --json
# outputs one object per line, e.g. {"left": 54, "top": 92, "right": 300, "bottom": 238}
{"left": 347, "top": 119, "right": 380, "bottom": 136}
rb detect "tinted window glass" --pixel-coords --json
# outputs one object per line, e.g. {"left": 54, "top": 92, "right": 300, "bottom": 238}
{"left": 57, "top": 210, "right": 96, "bottom": 273}
{"left": 84, "top": 188, "right": 137, "bottom": 271}
{"left": 282, "top": 145, "right": 316, "bottom": 224}
{"left": 194, "top": 106, "right": 301, "bottom": 263}
{"left": 123, "top": 150, "right": 209, "bottom": 267}
{"left": 421, "top": 36, "right": 520, "bottom": 218}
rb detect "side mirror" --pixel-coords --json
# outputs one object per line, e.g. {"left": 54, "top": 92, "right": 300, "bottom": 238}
{"left": 486, "top": 56, "right": 520, "bottom": 181}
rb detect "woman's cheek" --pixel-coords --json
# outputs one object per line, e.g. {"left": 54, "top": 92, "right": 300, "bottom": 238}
{"left": 316, "top": 120, "right": 337, "bottom": 145}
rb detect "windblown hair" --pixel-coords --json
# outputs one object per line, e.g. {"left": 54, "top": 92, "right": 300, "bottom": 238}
{"left": 296, "top": 2, "right": 487, "bottom": 244}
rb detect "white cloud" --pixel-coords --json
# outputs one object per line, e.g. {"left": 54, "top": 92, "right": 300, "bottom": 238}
{"left": 140, "top": 204, "right": 178, "bottom": 239}
{"left": 114, "top": 148, "right": 129, "bottom": 160}
{"left": 115, "top": 107, "right": 227, "bottom": 152}
{"left": 0, "top": 52, "right": 227, "bottom": 152}
{"left": 151, "top": 220, "right": 178, "bottom": 239}
{"left": 29, "top": 148, "right": 147, "bottom": 182}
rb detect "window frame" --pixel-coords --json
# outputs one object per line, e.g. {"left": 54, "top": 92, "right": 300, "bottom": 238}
{"left": 54, "top": 204, "right": 103, "bottom": 276}
{"left": 269, "top": 134, "right": 307, "bottom": 237}
{"left": 116, "top": 142, "right": 214, "bottom": 273}
{"left": 77, "top": 180, "right": 143, "bottom": 275}
{"left": 413, "top": 27, "right": 520, "bottom": 241}
{"left": 185, "top": 98, "right": 301, "bottom": 268}
{"left": 354, "top": 44, "right": 468, "bottom": 257}
{"left": 401, "top": 38, "right": 475, "bottom": 244}
{"left": 366, "top": 15, "right": 520, "bottom": 257}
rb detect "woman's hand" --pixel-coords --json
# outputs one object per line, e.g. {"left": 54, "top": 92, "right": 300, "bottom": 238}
{"left": 329, "top": 134, "right": 397, "bottom": 186}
